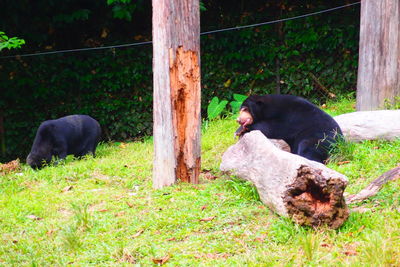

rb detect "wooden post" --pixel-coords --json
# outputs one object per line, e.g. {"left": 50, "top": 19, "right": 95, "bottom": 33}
{"left": 356, "top": 0, "right": 400, "bottom": 111}
{"left": 152, "top": 0, "right": 201, "bottom": 188}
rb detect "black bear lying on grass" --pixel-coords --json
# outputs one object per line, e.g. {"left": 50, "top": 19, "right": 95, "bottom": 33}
{"left": 27, "top": 115, "right": 101, "bottom": 169}
{"left": 235, "top": 94, "right": 342, "bottom": 164}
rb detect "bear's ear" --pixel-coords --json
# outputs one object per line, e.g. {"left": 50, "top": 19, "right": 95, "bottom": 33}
{"left": 256, "top": 100, "right": 263, "bottom": 106}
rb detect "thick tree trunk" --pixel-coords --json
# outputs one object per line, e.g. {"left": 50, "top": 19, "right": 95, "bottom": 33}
{"left": 152, "top": 0, "right": 201, "bottom": 188}
{"left": 356, "top": 0, "right": 400, "bottom": 111}
{"left": 220, "top": 131, "right": 349, "bottom": 229}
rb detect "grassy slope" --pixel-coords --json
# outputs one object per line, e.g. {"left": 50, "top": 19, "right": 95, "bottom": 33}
{"left": 0, "top": 98, "right": 399, "bottom": 266}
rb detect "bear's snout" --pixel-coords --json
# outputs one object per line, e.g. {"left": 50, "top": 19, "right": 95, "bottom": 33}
{"left": 237, "top": 108, "right": 253, "bottom": 127}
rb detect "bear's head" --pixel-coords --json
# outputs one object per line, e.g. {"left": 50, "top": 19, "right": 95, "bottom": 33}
{"left": 26, "top": 147, "right": 53, "bottom": 169}
{"left": 235, "top": 95, "right": 267, "bottom": 137}
{"left": 26, "top": 125, "right": 54, "bottom": 169}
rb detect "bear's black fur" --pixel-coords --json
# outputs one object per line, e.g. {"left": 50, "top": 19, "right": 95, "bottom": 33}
{"left": 236, "top": 94, "right": 342, "bottom": 163}
{"left": 27, "top": 115, "right": 101, "bottom": 169}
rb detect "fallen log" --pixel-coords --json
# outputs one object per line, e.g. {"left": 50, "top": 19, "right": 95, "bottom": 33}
{"left": 220, "top": 131, "right": 349, "bottom": 229}
{"left": 334, "top": 110, "right": 400, "bottom": 142}
{"left": 269, "top": 139, "right": 290, "bottom": 153}
{"left": 346, "top": 166, "right": 400, "bottom": 204}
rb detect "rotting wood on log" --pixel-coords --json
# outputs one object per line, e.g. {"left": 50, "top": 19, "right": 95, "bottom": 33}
{"left": 220, "top": 131, "right": 349, "bottom": 229}
{"left": 346, "top": 166, "right": 400, "bottom": 204}
{"left": 169, "top": 46, "right": 201, "bottom": 183}
{"left": 284, "top": 166, "right": 349, "bottom": 229}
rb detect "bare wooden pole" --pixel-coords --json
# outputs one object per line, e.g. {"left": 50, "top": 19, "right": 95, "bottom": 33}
{"left": 152, "top": 0, "right": 201, "bottom": 188}
{"left": 356, "top": 0, "right": 400, "bottom": 110}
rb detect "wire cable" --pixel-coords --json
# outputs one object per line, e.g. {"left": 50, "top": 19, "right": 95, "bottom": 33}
{"left": 0, "top": 40, "right": 153, "bottom": 59}
{"left": 200, "top": 1, "right": 360, "bottom": 35}
{"left": 0, "top": 2, "right": 360, "bottom": 59}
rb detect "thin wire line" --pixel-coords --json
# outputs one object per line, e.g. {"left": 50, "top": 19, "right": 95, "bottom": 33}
{"left": 0, "top": 41, "right": 153, "bottom": 59}
{"left": 0, "top": 2, "right": 360, "bottom": 59}
{"left": 200, "top": 1, "right": 360, "bottom": 35}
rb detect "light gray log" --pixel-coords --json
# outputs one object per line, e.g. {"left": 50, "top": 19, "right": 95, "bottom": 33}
{"left": 334, "top": 110, "right": 400, "bottom": 142}
{"left": 270, "top": 139, "right": 290, "bottom": 153}
{"left": 220, "top": 131, "right": 349, "bottom": 229}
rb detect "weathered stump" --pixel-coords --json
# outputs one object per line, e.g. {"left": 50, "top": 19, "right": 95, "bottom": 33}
{"left": 220, "top": 131, "right": 349, "bottom": 229}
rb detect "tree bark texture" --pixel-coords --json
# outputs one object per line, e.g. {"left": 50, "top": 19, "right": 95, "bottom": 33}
{"left": 357, "top": 0, "right": 400, "bottom": 111}
{"left": 220, "top": 131, "right": 349, "bottom": 229}
{"left": 152, "top": 0, "right": 201, "bottom": 188}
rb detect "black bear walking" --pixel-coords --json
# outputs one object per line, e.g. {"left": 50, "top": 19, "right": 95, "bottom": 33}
{"left": 235, "top": 95, "right": 342, "bottom": 164}
{"left": 27, "top": 115, "right": 101, "bottom": 168}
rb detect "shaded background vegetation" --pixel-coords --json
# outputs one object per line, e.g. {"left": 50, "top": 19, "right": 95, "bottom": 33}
{"left": 0, "top": 0, "right": 360, "bottom": 162}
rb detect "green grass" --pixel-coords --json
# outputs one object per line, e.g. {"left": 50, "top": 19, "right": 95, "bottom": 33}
{"left": 1, "top": 99, "right": 399, "bottom": 266}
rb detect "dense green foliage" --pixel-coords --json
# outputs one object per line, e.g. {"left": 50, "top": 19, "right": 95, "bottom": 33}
{"left": 0, "top": 1, "right": 360, "bottom": 162}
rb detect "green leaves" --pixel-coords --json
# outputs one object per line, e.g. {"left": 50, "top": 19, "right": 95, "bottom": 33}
{"left": 0, "top": 31, "right": 25, "bottom": 51}
{"left": 106, "top": 0, "right": 143, "bottom": 21}
{"left": 207, "top": 97, "right": 228, "bottom": 120}
{"left": 230, "top": 94, "right": 247, "bottom": 114}
{"left": 200, "top": 1, "right": 207, "bottom": 12}
{"left": 206, "top": 94, "right": 247, "bottom": 121}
